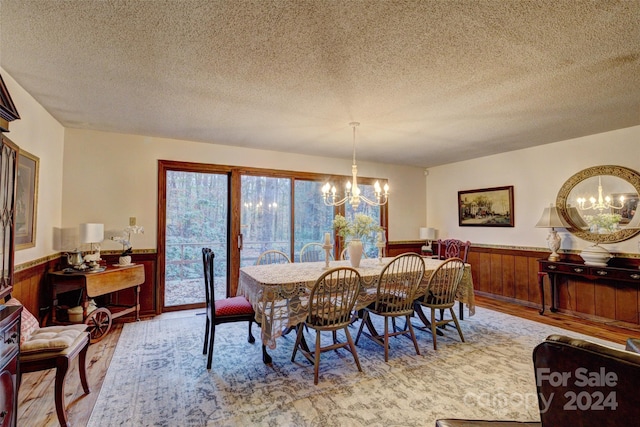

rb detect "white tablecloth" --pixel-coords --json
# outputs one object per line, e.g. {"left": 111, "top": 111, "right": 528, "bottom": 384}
{"left": 238, "top": 257, "right": 475, "bottom": 348}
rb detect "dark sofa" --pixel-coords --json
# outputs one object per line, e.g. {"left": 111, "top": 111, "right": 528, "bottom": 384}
{"left": 436, "top": 334, "right": 640, "bottom": 427}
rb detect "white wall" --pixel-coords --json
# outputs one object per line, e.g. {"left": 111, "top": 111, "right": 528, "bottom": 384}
{"left": 426, "top": 125, "right": 640, "bottom": 255}
{"left": 1, "top": 68, "right": 65, "bottom": 265}
{"left": 62, "top": 129, "right": 426, "bottom": 253}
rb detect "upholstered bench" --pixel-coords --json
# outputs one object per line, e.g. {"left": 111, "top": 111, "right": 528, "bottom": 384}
{"left": 6, "top": 298, "right": 91, "bottom": 427}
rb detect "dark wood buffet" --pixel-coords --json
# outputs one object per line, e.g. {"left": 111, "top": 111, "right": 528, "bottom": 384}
{"left": 538, "top": 259, "right": 640, "bottom": 316}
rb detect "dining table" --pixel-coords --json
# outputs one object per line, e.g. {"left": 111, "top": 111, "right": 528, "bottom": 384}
{"left": 238, "top": 256, "right": 475, "bottom": 362}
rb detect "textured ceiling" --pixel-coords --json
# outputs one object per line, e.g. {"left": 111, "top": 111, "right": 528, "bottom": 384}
{"left": 0, "top": 0, "right": 639, "bottom": 167}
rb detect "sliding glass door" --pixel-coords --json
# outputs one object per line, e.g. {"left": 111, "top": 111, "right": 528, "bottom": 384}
{"left": 294, "top": 180, "right": 334, "bottom": 261}
{"left": 164, "top": 169, "right": 229, "bottom": 307}
{"left": 240, "top": 175, "right": 291, "bottom": 266}
{"left": 158, "top": 160, "right": 388, "bottom": 312}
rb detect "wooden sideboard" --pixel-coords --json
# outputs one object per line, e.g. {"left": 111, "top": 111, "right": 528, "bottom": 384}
{"left": 538, "top": 259, "right": 640, "bottom": 315}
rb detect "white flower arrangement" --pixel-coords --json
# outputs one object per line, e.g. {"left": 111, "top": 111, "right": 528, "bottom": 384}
{"left": 584, "top": 213, "right": 622, "bottom": 233}
{"left": 332, "top": 214, "right": 382, "bottom": 240}
{"left": 111, "top": 225, "right": 144, "bottom": 256}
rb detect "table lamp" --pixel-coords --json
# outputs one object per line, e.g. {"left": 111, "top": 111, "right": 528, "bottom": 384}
{"left": 80, "top": 223, "right": 104, "bottom": 269}
{"left": 419, "top": 227, "right": 436, "bottom": 255}
{"left": 535, "top": 205, "right": 567, "bottom": 261}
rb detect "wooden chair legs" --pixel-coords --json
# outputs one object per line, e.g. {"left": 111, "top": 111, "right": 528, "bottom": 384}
{"left": 356, "top": 311, "right": 420, "bottom": 362}
{"left": 425, "top": 306, "right": 464, "bottom": 350}
{"left": 54, "top": 343, "right": 91, "bottom": 427}
{"left": 204, "top": 319, "right": 255, "bottom": 369}
{"left": 19, "top": 332, "right": 91, "bottom": 427}
{"left": 292, "top": 325, "right": 362, "bottom": 385}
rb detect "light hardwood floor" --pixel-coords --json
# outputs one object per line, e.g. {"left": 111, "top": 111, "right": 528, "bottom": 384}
{"left": 17, "top": 301, "right": 639, "bottom": 426}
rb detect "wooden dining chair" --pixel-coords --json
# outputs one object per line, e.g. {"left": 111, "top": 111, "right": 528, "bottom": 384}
{"left": 436, "top": 239, "right": 471, "bottom": 263}
{"left": 291, "top": 267, "right": 363, "bottom": 384}
{"left": 435, "top": 239, "right": 470, "bottom": 319}
{"left": 413, "top": 257, "right": 466, "bottom": 350}
{"left": 202, "top": 247, "right": 257, "bottom": 369}
{"left": 256, "top": 249, "right": 291, "bottom": 265}
{"left": 355, "top": 252, "right": 425, "bottom": 362}
{"left": 300, "top": 242, "right": 333, "bottom": 263}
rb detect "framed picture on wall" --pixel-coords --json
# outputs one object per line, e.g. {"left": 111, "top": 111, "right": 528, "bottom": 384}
{"left": 458, "top": 185, "right": 514, "bottom": 227}
{"left": 16, "top": 149, "right": 39, "bottom": 250}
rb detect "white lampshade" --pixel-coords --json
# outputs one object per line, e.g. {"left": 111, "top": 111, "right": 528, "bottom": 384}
{"left": 419, "top": 227, "right": 436, "bottom": 240}
{"left": 535, "top": 205, "right": 568, "bottom": 229}
{"left": 79, "top": 223, "right": 104, "bottom": 244}
{"left": 567, "top": 205, "right": 589, "bottom": 229}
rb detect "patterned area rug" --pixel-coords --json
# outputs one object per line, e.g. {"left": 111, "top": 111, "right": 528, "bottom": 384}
{"left": 87, "top": 307, "right": 620, "bottom": 427}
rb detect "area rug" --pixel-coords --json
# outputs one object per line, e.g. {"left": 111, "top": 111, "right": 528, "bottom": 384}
{"left": 87, "top": 307, "right": 621, "bottom": 427}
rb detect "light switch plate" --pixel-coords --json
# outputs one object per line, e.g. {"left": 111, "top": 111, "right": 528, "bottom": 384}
{"left": 129, "top": 217, "right": 136, "bottom": 226}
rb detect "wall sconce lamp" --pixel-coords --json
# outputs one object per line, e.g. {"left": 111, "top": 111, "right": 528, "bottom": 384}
{"left": 535, "top": 205, "right": 568, "bottom": 261}
{"left": 419, "top": 227, "right": 436, "bottom": 255}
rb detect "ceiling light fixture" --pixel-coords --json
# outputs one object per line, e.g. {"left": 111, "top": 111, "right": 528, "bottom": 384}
{"left": 321, "top": 122, "right": 389, "bottom": 210}
{"left": 576, "top": 176, "right": 624, "bottom": 212}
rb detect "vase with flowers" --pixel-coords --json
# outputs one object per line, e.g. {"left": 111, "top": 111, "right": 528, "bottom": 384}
{"left": 332, "top": 214, "right": 382, "bottom": 267}
{"left": 111, "top": 225, "right": 144, "bottom": 266}
{"left": 584, "top": 213, "right": 622, "bottom": 234}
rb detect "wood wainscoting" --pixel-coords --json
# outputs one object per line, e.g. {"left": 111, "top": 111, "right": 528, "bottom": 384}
{"left": 12, "top": 252, "right": 159, "bottom": 324}
{"left": 388, "top": 241, "right": 640, "bottom": 329}
{"left": 12, "top": 244, "right": 640, "bottom": 330}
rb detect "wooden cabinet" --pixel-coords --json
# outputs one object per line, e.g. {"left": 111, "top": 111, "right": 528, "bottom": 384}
{"left": 0, "top": 136, "right": 18, "bottom": 299}
{"left": 538, "top": 259, "right": 640, "bottom": 315}
{"left": 0, "top": 306, "right": 21, "bottom": 427}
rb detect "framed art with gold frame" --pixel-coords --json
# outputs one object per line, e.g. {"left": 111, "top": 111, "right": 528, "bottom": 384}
{"left": 16, "top": 149, "right": 39, "bottom": 250}
{"left": 458, "top": 185, "right": 514, "bottom": 227}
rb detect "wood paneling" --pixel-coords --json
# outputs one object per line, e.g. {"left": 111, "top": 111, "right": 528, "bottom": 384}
{"left": 387, "top": 241, "right": 422, "bottom": 257}
{"left": 617, "top": 284, "right": 639, "bottom": 324}
{"left": 476, "top": 253, "right": 492, "bottom": 293}
{"left": 502, "top": 255, "right": 515, "bottom": 298}
{"left": 490, "top": 253, "right": 503, "bottom": 295}
{"left": 13, "top": 244, "right": 640, "bottom": 333}
{"left": 595, "top": 284, "right": 616, "bottom": 319}
{"left": 576, "top": 280, "right": 596, "bottom": 315}
{"left": 13, "top": 258, "right": 59, "bottom": 322}
{"left": 514, "top": 256, "right": 528, "bottom": 301}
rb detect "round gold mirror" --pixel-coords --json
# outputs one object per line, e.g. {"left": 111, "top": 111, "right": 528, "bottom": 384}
{"left": 556, "top": 165, "right": 640, "bottom": 243}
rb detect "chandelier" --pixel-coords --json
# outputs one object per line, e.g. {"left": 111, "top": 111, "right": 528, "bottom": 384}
{"left": 576, "top": 176, "right": 624, "bottom": 212}
{"left": 321, "top": 122, "right": 389, "bottom": 210}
